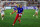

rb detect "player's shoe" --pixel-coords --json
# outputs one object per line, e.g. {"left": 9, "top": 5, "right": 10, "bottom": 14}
{"left": 10, "top": 13, "right": 11, "bottom": 15}
{"left": 19, "top": 20, "right": 21, "bottom": 23}
{"left": 12, "top": 24, "right": 14, "bottom": 26}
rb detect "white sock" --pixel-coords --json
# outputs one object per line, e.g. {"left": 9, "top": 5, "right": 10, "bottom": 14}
{"left": 1, "top": 17, "right": 4, "bottom": 20}
{"left": 2, "top": 18, "right": 3, "bottom": 20}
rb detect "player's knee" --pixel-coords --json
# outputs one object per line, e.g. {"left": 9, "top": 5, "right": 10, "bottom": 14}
{"left": 2, "top": 15, "right": 4, "bottom": 17}
{"left": 36, "top": 13, "right": 38, "bottom": 15}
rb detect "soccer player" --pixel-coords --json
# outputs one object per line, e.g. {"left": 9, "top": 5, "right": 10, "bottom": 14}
{"left": 10, "top": 3, "right": 18, "bottom": 15}
{"left": 12, "top": 4, "right": 24, "bottom": 26}
{"left": 33, "top": 5, "right": 39, "bottom": 18}
{"left": 1, "top": 5, "right": 5, "bottom": 20}
{"left": 0, "top": 1, "right": 5, "bottom": 20}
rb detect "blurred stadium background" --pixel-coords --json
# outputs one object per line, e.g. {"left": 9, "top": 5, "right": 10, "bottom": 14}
{"left": 1, "top": 0, "right": 40, "bottom": 9}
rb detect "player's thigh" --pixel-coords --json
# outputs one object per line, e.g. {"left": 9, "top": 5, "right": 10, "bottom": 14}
{"left": 35, "top": 11, "right": 38, "bottom": 15}
{"left": 15, "top": 14, "right": 19, "bottom": 19}
{"left": 1, "top": 13, "right": 4, "bottom": 16}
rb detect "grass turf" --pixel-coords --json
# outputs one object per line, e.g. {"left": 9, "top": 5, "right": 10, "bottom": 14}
{"left": 0, "top": 9, "right": 40, "bottom": 27}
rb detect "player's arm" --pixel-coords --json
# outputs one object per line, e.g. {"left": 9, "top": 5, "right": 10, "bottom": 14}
{"left": 22, "top": 8, "right": 24, "bottom": 15}
{"left": 15, "top": 8, "right": 17, "bottom": 10}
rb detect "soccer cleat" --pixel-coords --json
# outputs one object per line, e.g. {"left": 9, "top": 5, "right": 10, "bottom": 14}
{"left": 19, "top": 20, "right": 21, "bottom": 23}
{"left": 12, "top": 24, "right": 14, "bottom": 26}
{"left": 19, "top": 22, "right": 21, "bottom": 23}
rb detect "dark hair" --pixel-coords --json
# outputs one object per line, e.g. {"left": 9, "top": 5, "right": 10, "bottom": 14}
{"left": 37, "top": 5, "right": 39, "bottom": 8}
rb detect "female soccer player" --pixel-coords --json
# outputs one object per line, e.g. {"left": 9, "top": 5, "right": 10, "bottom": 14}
{"left": 12, "top": 4, "right": 24, "bottom": 26}
{"left": 10, "top": 3, "right": 18, "bottom": 15}
{"left": 1, "top": 5, "right": 5, "bottom": 20}
{"left": 33, "top": 5, "right": 39, "bottom": 18}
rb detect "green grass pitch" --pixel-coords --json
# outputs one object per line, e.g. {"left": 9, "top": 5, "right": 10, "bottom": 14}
{"left": 0, "top": 9, "right": 40, "bottom": 27}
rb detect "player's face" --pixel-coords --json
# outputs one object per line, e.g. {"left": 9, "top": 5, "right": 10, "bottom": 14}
{"left": 20, "top": 5, "right": 22, "bottom": 8}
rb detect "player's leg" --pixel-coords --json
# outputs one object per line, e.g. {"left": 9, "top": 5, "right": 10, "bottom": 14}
{"left": 11, "top": 12, "right": 14, "bottom": 14}
{"left": 33, "top": 11, "right": 37, "bottom": 16}
{"left": 11, "top": 10, "right": 17, "bottom": 14}
{"left": 33, "top": 11, "right": 38, "bottom": 18}
{"left": 18, "top": 13, "right": 22, "bottom": 23}
{"left": 18, "top": 16, "right": 21, "bottom": 23}
{"left": 10, "top": 11, "right": 15, "bottom": 15}
{"left": 10, "top": 11, "right": 16, "bottom": 15}
{"left": 36, "top": 12, "right": 38, "bottom": 18}
{"left": 33, "top": 13, "right": 36, "bottom": 16}
{"left": 15, "top": 10, "right": 17, "bottom": 13}
{"left": 1, "top": 13, "right": 4, "bottom": 20}
{"left": 12, "top": 14, "right": 19, "bottom": 26}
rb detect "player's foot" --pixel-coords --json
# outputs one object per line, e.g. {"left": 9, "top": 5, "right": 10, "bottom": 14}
{"left": 10, "top": 13, "right": 11, "bottom": 15}
{"left": 12, "top": 24, "right": 14, "bottom": 26}
{"left": 19, "top": 20, "right": 21, "bottom": 23}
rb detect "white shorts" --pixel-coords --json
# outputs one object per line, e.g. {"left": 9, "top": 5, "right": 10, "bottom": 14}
{"left": 1, "top": 12, "right": 4, "bottom": 15}
{"left": 19, "top": 14, "right": 22, "bottom": 16}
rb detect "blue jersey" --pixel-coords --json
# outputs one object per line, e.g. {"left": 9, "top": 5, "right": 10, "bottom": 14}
{"left": 14, "top": 6, "right": 17, "bottom": 10}
{"left": 34, "top": 7, "right": 38, "bottom": 11}
{"left": 17, "top": 7, "right": 23, "bottom": 13}
{"left": 34, "top": 7, "right": 39, "bottom": 12}
{"left": 14, "top": 8, "right": 16, "bottom": 10}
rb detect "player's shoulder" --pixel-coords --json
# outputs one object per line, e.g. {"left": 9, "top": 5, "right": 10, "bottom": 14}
{"left": 21, "top": 8, "right": 23, "bottom": 9}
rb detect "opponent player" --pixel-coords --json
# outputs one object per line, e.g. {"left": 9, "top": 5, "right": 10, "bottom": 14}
{"left": 1, "top": 5, "right": 5, "bottom": 20}
{"left": 10, "top": 3, "right": 18, "bottom": 15}
{"left": 0, "top": 1, "right": 5, "bottom": 20}
{"left": 33, "top": 5, "right": 39, "bottom": 18}
{"left": 12, "top": 4, "right": 24, "bottom": 26}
